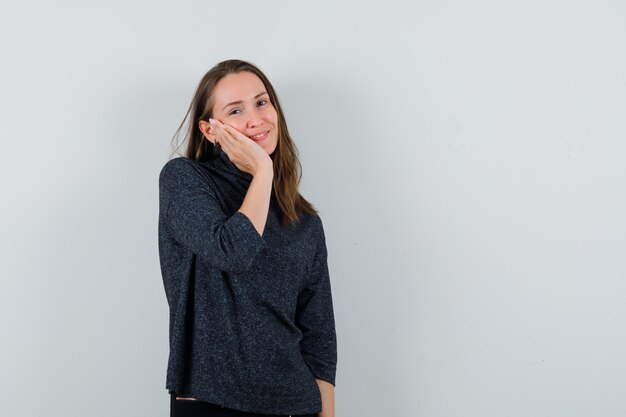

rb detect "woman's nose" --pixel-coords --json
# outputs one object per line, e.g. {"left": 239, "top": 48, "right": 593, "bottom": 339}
{"left": 246, "top": 108, "right": 263, "bottom": 128}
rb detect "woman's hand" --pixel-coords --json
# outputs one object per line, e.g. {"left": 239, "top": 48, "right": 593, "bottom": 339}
{"left": 315, "top": 378, "right": 335, "bottom": 417}
{"left": 207, "top": 118, "right": 273, "bottom": 176}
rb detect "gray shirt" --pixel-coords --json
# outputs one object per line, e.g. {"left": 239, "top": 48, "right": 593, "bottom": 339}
{"left": 158, "top": 150, "right": 337, "bottom": 415}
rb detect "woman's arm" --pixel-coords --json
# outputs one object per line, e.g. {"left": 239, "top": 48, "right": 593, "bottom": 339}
{"left": 315, "top": 378, "right": 335, "bottom": 417}
{"left": 237, "top": 163, "right": 273, "bottom": 236}
{"left": 159, "top": 158, "right": 267, "bottom": 274}
{"left": 294, "top": 219, "right": 337, "bottom": 416}
{"left": 204, "top": 121, "right": 274, "bottom": 237}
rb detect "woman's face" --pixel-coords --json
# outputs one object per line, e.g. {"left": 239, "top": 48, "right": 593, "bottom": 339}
{"left": 206, "top": 71, "right": 278, "bottom": 155}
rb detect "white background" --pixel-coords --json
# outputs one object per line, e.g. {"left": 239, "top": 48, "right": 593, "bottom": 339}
{"left": 1, "top": 1, "right": 625, "bottom": 416}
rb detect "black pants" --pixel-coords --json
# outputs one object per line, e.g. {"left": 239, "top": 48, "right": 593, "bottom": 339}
{"left": 170, "top": 392, "right": 318, "bottom": 417}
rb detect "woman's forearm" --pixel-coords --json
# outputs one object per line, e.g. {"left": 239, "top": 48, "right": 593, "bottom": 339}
{"left": 315, "top": 378, "right": 335, "bottom": 417}
{"left": 237, "top": 164, "right": 273, "bottom": 236}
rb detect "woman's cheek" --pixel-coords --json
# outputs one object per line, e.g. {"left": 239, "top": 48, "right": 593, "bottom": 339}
{"left": 223, "top": 116, "right": 240, "bottom": 129}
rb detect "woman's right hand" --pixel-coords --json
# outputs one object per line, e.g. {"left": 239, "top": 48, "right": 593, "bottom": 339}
{"left": 207, "top": 118, "right": 273, "bottom": 177}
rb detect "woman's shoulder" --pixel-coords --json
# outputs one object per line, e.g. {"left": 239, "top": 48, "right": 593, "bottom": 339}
{"left": 158, "top": 156, "right": 219, "bottom": 194}
{"left": 160, "top": 155, "right": 198, "bottom": 173}
{"left": 297, "top": 209, "right": 325, "bottom": 238}
{"left": 159, "top": 156, "right": 214, "bottom": 180}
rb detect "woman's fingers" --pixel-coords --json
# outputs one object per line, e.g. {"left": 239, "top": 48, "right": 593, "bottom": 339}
{"left": 220, "top": 124, "right": 248, "bottom": 142}
{"left": 209, "top": 119, "right": 227, "bottom": 144}
{"left": 211, "top": 119, "right": 254, "bottom": 144}
{"left": 209, "top": 119, "right": 236, "bottom": 154}
{"left": 207, "top": 119, "right": 269, "bottom": 175}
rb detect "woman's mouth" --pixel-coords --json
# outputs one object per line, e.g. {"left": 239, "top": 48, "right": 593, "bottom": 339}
{"left": 249, "top": 130, "right": 269, "bottom": 142}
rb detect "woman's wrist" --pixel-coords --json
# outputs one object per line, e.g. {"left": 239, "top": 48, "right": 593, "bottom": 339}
{"left": 253, "top": 160, "right": 274, "bottom": 178}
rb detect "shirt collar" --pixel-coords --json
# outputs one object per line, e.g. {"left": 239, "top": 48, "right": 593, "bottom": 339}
{"left": 216, "top": 149, "right": 253, "bottom": 181}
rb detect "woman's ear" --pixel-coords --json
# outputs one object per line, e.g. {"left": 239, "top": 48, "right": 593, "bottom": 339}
{"left": 198, "top": 120, "right": 216, "bottom": 143}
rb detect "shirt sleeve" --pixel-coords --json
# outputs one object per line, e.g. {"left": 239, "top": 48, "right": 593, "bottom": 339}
{"left": 295, "top": 219, "right": 338, "bottom": 386}
{"left": 159, "top": 158, "right": 267, "bottom": 274}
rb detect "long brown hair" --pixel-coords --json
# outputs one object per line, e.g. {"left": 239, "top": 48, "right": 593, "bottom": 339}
{"left": 170, "top": 59, "right": 319, "bottom": 225}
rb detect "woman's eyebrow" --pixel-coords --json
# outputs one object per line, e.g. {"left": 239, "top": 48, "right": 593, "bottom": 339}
{"left": 222, "top": 92, "right": 268, "bottom": 110}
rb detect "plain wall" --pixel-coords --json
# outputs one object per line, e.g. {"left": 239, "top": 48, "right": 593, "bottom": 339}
{"left": 1, "top": 1, "right": 625, "bottom": 416}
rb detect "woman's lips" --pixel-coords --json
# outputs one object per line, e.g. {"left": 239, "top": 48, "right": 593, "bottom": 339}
{"left": 249, "top": 130, "right": 269, "bottom": 142}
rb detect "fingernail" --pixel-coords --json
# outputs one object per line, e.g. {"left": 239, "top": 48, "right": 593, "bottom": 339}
{"left": 209, "top": 118, "right": 216, "bottom": 125}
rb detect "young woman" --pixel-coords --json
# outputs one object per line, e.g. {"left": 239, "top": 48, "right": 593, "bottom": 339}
{"left": 158, "top": 59, "right": 337, "bottom": 417}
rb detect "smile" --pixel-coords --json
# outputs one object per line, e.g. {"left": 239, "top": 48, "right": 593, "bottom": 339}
{"left": 249, "top": 130, "right": 269, "bottom": 142}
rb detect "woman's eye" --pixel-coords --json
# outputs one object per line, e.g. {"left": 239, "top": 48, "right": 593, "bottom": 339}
{"left": 229, "top": 100, "right": 267, "bottom": 115}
